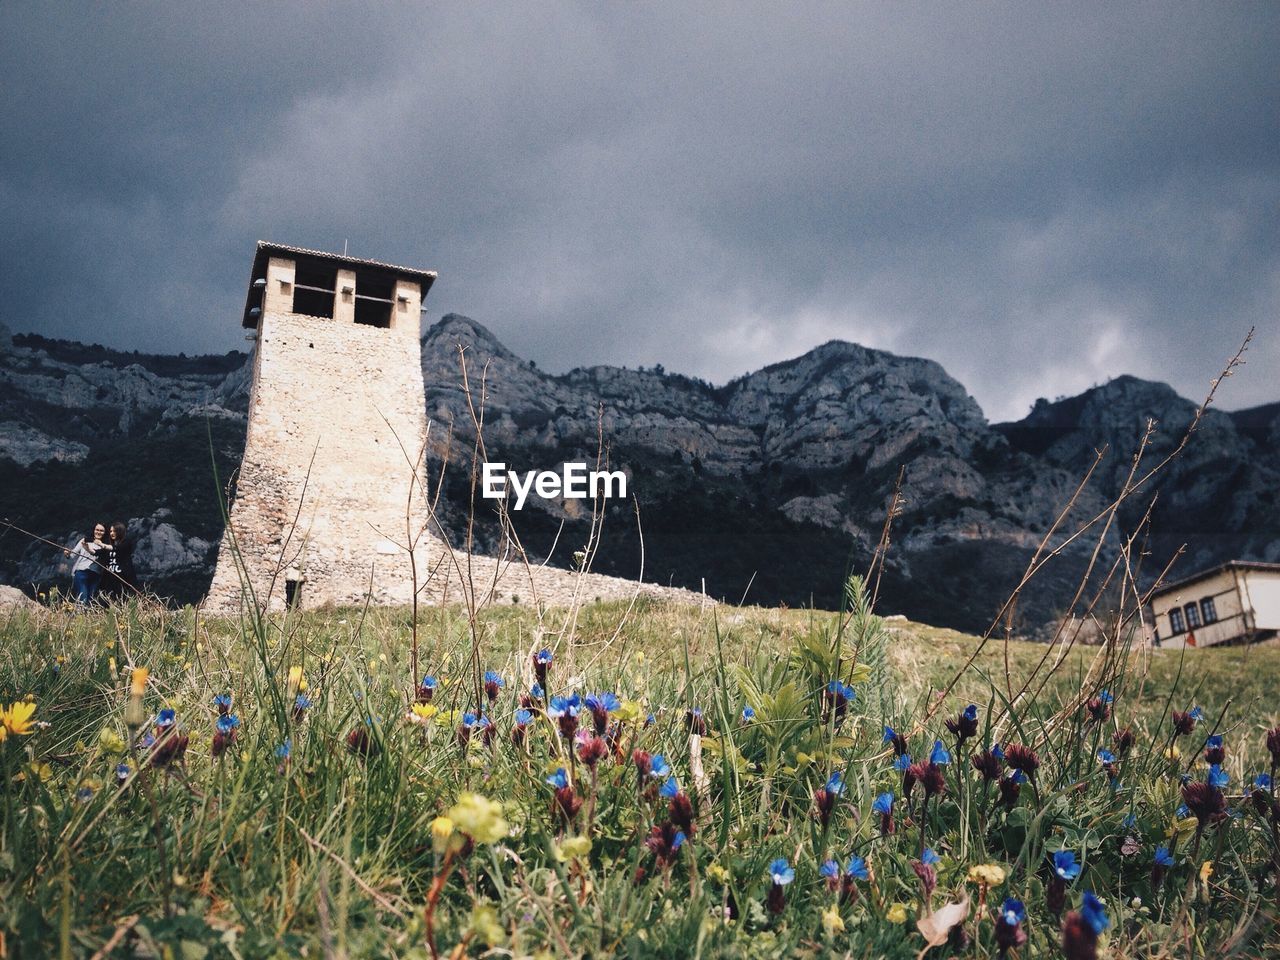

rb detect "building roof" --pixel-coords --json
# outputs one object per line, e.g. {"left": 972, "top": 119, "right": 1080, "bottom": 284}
{"left": 242, "top": 241, "right": 437, "bottom": 327}
{"left": 1151, "top": 560, "right": 1280, "bottom": 600}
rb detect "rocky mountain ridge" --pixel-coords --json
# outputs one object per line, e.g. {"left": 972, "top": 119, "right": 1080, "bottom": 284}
{"left": 2, "top": 317, "right": 1276, "bottom": 631}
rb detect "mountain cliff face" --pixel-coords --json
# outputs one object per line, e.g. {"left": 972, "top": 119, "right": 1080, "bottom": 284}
{"left": 3, "top": 317, "right": 1276, "bottom": 631}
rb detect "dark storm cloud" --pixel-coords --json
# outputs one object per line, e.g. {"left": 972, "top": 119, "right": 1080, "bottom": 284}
{"left": 2, "top": 3, "right": 1277, "bottom": 420}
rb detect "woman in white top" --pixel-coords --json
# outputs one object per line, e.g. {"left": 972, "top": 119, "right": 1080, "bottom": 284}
{"left": 67, "top": 522, "right": 109, "bottom": 605}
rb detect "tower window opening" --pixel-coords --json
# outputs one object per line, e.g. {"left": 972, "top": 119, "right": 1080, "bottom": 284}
{"left": 292, "top": 261, "right": 337, "bottom": 318}
{"left": 354, "top": 270, "right": 394, "bottom": 328}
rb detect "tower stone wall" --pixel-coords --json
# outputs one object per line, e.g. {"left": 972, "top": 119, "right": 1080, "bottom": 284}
{"left": 205, "top": 247, "right": 437, "bottom": 611}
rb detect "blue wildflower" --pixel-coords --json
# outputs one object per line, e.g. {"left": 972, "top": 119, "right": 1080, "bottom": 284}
{"left": 819, "top": 859, "right": 840, "bottom": 879}
{"left": 1189, "top": 706, "right": 1205, "bottom": 721}
{"left": 991, "top": 742, "right": 1004, "bottom": 760}
{"left": 1097, "top": 749, "right": 1116, "bottom": 765}
{"left": 215, "top": 714, "right": 241, "bottom": 736}
{"left": 535, "top": 649, "right": 553, "bottom": 666}
{"left": 741, "top": 705, "right": 756, "bottom": 722}
{"left": 530, "top": 682, "right": 545, "bottom": 700}
{"left": 1176, "top": 803, "right": 1191, "bottom": 818}
{"left": 769, "top": 858, "right": 795, "bottom": 885}
{"left": 659, "top": 775, "right": 681, "bottom": 799}
{"left": 1053, "top": 849, "right": 1081, "bottom": 881}
{"left": 824, "top": 771, "right": 845, "bottom": 795}
{"left": 1154, "top": 846, "right": 1175, "bottom": 867}
{"left": 419, "top": 675, "right": 438, "bottom": 691}
{"left": 294, "top": 694, "right": 312, "bottom": 711}
{"left": 514, "top": 709, "right": 533, "bottom": 726}
{"left": 883, "top": 725, "right": 897, "bottom": 744}
{"left": 546, "top": 768, "right": 569, "bottom": 789}
{"left": 1001, "top": 898, "right": 1026, "bottom": 925}
{"left": 671, "top": 830, "right": 686, "bottom": 851}
{"left": 585, "top": 692, "right": 621, "bottom": 713}
{"left": 276, "top": 739, "right": 292, "bottom": 760}
{"left": 1010, "top": 769, "right": 1027, "bottom": 784}
{"left": 1207, "top": 765, "right": 1229, "bottom": 788}
{"left": 929, "top": 739, "right": 952, "bottom": 765}
{"left": 1098, "top": 690, "right": 1114, "bottom": 703}
{"left": 115, "top": 762, "right": 131, "bottom": 782}
{"left": 921, "top": 848, "right": 941, "bottom": 865}
{"left": 894, "top": 754, "right": 913, "bottom": 772}
{"left": 1080, "top": 891, "right": 1109, "bottom": 934}
{"left": 1122, "top": 813, "right": 1137, "bottom": 828}
{"left": 1255, "top": 773, "right": 1273, "bottom": 790}
{"left": 1206, "top": 734, "right": 1223, "bottom": 749}
{"left": 962, "top": 704, "right": 978, "bottom": 721}
{"left": 873, "top": 791, "right": 894, "bottom": 815}
{"left": 649, "top": 754, "right": 672, "bottom": 778}
{"left": 547, "top": 695, "right": 581, "bottom": 719}
{"left": 212, "top": 693, "right": 233, "bottom": 712}
{"left": 155, "top": 708, "right": 176, "bottom": 729}
{"left": 845, "top": 855, "right": 869, "bottom": 880}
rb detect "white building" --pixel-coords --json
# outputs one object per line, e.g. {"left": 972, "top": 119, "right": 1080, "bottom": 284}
{"left": 1149, "top": 561, "right": 1280, "bottom": 649}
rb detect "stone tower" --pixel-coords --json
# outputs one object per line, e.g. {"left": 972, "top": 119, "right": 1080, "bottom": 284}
{"left": 205, "top": 242, "right": 438, "bottom": 611}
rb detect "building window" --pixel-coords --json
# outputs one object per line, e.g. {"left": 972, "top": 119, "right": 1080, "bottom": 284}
{"left": 1200, "top": 597, "right": 1217, "bottom": 624}
{"left": 1169, "top": 608, "right": 1185, "bottom": 634}
{"left": 293, "top": 261, "right": 337, "bottom": 318}
{"left": 1184, "top": 603, "right": 1201, "bottom": 629}
{"left": 354, "top": 270, "right": 394, "bottom": 328}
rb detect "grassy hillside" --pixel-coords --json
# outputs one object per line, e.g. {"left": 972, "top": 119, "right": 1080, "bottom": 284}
{"left": 1, "top": 593, "right": 1278, "bottom": 957}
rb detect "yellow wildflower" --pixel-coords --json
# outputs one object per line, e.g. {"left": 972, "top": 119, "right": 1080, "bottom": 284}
{"left": 1200, "top": 860, "right": 1214, "bottom": 883}
{"left": 431, "top": 816, "right": 456, "bottom": 854}
{"left": 286, "top": 666, "right": 307, "bottom": 697}
{"left": 98, "top": 727, "right": 126, "bottom": 754}
{"left": 967, "top": 863, "right": 1006, "bottom": 887}
{"left": 556, "top": 835, "right": 592, "bottom": 862}
{"left": 1, "top": 701, "right": 37, "bottom": 738}
{"left": 129, "top": 668, "right": 149, "bottom": 697}
{"left": 886, "top": 903, "right": 909, "bottom": 924}
{"left": 468, "top": 903, "right": 506, "bottom": 947}
{"left": 706, "top": 863, "right": 730, "bottom": 884}
{"left": 821, "top": 905, "right": 845, "bottom": 936}
{"left": 447, "top": 793, "right": 509, "bottom": 845}
{"left": 407, "top": 703, "right": 438, "bottom": 724}
{"left": 1163, "top": 744, "right": 1181, "bottom": 761}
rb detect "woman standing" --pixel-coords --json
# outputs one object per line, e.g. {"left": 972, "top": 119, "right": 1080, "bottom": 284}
{"left": 101, "top": 520, "right": 137, "bottom": 601}
{"left": 67, "top": 523, "right": 109, "bottom": 606}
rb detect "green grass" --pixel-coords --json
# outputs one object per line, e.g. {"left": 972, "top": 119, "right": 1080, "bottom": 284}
{"left": 1, "top": 588, "right": 1278, "bottom": 958}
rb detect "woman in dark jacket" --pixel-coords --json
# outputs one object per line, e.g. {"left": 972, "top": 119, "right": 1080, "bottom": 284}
{"left": 101, "top": 520, "right": 138, "bottom": 601}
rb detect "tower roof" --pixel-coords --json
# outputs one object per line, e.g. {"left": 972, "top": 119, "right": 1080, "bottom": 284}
{"left": 243, "top": 241, "right": 437, "bottom": 327}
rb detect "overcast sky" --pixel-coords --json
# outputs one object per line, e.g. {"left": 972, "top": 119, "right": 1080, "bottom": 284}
{"left": 2, "top": 3, "right": 1276, "bottom": 421}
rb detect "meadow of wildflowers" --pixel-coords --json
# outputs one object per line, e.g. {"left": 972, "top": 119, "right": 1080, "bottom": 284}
{"left": 2, "top": 582, "right": 1280, "bottom": 958}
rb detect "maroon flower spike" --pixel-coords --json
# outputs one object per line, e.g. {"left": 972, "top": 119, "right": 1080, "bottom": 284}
{"left": 1003, "top": 743, "right": 1040, "bottom": 778}
{"left": 511, "top": 724, "right": 527, "bottom": 748}
{"left": 347, "top": 726, "right": 377, "bottom": 756}
{"left": 1204, "top": 741, "right": 1226, "bottom": 765}
{"left": 904, "top": 761, "right": 926, "bottom": 802}
{"left": 1181, "top": 780, "right": 1227, "bottom": 827}
{"left": 972, "top": 749, "right": 1002, "bottom": 782}
{"left": 813, "top": 788, "right": 837, "bottom": 828}
{"left": 911, "top": 859, "right": 937, "bottom": 898}
{"left": 150, "top": 731, "right": 189, "bottom": 768}
{"left": 994, "top": 908, "right": 1027, "bottom": 956}
{"left": 888, "top": 730, "right": 909, "bottom": 756}
{"left": 632, "top": 749, "right": 653, "bottom": 780}
{"left": 553, "top": 785, "right": 583, "bottom": 825}
{"left": 533, "top": 651, "right": 551, "bottom": 689}
{"left": 211, "top": 731, "right": 231, "bottom": 759}
{"left": 644, "top": 821, "right": 686, "bottom": 867}
{"left": 577, "top": 734, "right": 608, "bottom": 768}
{"left": 558, "top": 712, "right": 579, "bottom": 741}
{"left": 455, "top": 723, "right": 472, "bottom": 748}
{"left": 920, "top": 762, "right": 947, "bottom": 798}
{"left": 1046, "top": 875, "right": 1066, "bottom": 919}
{"left": 1172, "top": 710, "right": 1197, "bottom": 736}
{"left": 1085, "top": 696, "right": 1111, "bottom": 723}
{"left": 1151, "top": 860, "right": 1168, "bottom": 890}
{"left": 668, "top": 791, "right": 696, "bottom": 835}
{"left": 944, "top": 710, "right": 979, "bottom": 745}
{"left": 999, "top": 773, "right": 1022, "bottom": 810}
{"left": 1266, "top": 727, "right": 1280, "bottom": 767}
{"left": 519, "top": 693, "right": 541, "bottom": 713}
{"left": 1112, "top": 727, "right": 1135, "bottom": 756}
{"left": 880, "top": 809, "right": 895, "bottom": 836}
{"left": 766, "top": 881, "right": 787, "bottom": 915}
{"left": 480, "top": 716, "right": 498, "bottom": 748}
{"left": 1061, "top": 911, "right": 1099, "bottom": 960}
{"left": 416, "top": 681, "right": 435, "bottom": 704}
